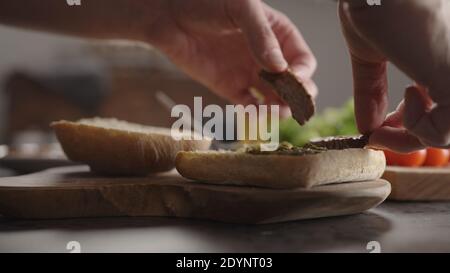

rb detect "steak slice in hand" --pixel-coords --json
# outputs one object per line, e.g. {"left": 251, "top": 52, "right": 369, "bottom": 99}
{"left": 259, "top": 69, "right": 315, "bottom": 125}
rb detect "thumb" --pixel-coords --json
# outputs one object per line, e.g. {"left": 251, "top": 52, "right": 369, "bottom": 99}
{"left": 229, "top": 0, "right": 287, "bottom": 72}
{"left": 403, "top": 85, "right": 450, "bottom": 147}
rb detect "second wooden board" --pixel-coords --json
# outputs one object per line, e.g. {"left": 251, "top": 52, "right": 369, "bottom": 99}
{"left": 382, "top": 166, "right": 450, "bottom": 201}
{"left": 0, "top": 166, "right": 391, "bottom": 224}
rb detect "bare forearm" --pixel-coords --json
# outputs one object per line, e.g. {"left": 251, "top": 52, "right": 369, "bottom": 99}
{"left": 0, "top": 0, "right": 166, "bottom": 42}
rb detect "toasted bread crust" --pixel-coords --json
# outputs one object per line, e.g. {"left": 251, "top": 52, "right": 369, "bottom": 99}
{"left": 176, "top": 149, "right": 386, "bottom": 189}
{"left": 52, "top": 119, "right": 210, "bottom": 175}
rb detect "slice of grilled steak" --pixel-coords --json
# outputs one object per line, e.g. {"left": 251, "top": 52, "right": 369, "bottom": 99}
{"left": 307, "top": 135, "right": 369, "bottom": 150}
{"left": 259, "top": 69, "right": 315, "bottom": 125}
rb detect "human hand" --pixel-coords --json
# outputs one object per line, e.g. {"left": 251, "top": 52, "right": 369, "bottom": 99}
{"left": 147, "top": 0, "right": 317, "bottom": 108}
{"left": 339, "top": 0, "right": 450, "bottom": 152}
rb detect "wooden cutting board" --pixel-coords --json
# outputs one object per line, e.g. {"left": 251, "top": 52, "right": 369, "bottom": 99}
{"left": 0, "top": 166, "right": 391, "bottom": 224}
{"left": 383, "top": 166, "right": 450, "bottom": 201}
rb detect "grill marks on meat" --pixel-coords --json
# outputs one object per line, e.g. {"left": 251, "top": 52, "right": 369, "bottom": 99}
{"left": 259, "top": 69, "right": 315, "bottom": 125}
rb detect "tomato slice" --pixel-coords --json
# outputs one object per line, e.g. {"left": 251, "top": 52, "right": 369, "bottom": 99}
{"left": 423, "top": 148, "right": 450, "bottom": 167}
{"left": 383, "top": 149, "right": 427, "bottom": 167}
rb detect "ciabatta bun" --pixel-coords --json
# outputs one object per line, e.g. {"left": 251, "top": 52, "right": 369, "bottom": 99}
{"left": 176, "top": 148, "right": 386, "bottom": 189}
{"left": 52, "top": 118, "right": 210, "bottom": 176}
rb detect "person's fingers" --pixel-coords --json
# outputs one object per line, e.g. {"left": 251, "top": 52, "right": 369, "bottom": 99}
{"left": 368, "top": 126, "right": 425, "bottom": 153}
{"left": 340, "top": 0, "right": 450, "bottom": 107}
{"left": 403, "top": 85, "right": 450, "bottom": 147}
{"left": 254, "top": 73, "right": 317, "bottom": 118}
{"left": 340, "top": 0, "right": 450, "bottom": 149}
{"left": 300, "top": 78, "right": 318, "bottom": 99}
{"left": 368, "top": 99, "right": 425, "bottom": 153}
{"left": 383, "top": 100, "right": 404, "bottom": 128}
{"left": 226, "top": 91, "right": 258, "bottom": 106}
{"left": 367, "top": 84, "right": 450, "bottom": 151}
{"left": 403, "top": 85, "right": 433, "bottom": 129}
{"left": 339, "top": 1, "right": 389, "bottom": 135}
{"left": 351, "top": 57, "right": 389, "bottom": 135}
{"left": 227, "top": 0, "right": 287, "bottom": 72}
{"left": 263, "top": 4, "right": 317, "bottom": 80}
{"left": 249, "top": 83, "right": 286, "bottom": 106}
{"left": 279, "top": 106, "right": 292, "bottom": 119}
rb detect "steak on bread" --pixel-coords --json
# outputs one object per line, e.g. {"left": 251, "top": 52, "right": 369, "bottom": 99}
{"left": 176, "top": 142, "right": 386, "bottom": 189}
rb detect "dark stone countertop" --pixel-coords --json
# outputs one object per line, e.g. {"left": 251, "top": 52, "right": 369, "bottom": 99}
{"left": 1, "top": 202, "right": 449, "bottom": 253}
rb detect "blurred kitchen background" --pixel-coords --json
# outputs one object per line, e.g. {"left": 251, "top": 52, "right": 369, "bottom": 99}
{"left": 0, "top": 1, "right": 410, "bottom": 161}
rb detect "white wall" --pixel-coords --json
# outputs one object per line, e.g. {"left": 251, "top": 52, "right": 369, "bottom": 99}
{"left": 0, "top": 1, "right": 410, "bottom": 118}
